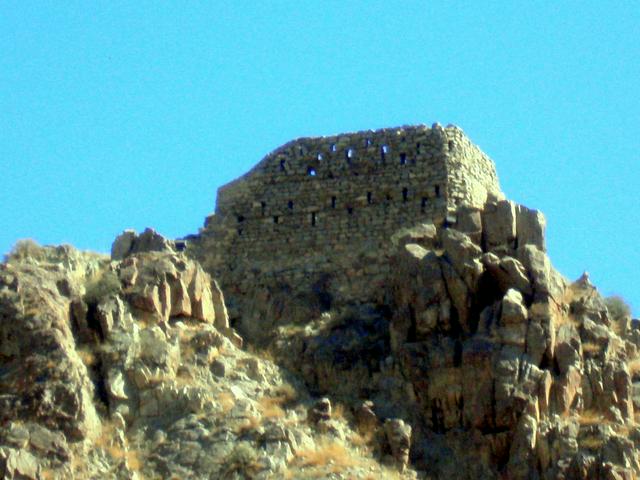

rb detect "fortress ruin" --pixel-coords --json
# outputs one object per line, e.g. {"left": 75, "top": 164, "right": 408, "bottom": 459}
{"left": 193, "top": 123, "right": 502, "bottom": 316}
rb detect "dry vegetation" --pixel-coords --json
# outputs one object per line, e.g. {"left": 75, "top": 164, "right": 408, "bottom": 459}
{"left": 244, "top": 343, "right": 277, "bottom": 363}
{"left": 77, "top": 348, "right": 97, "bottom": 368}
{"left": 350, "top": 428, "right": 378, "bottom": 454}
{"left": 578, "top": 409, "right": 606, "bottom": 426}
{"left": 628, "top": 358, "right": 640, "bottom": 376}
{"left": 258, "top": 395, "right": 286, "bottom": 420}
{"left": 5, "top": 239, "right": 45, "bottom": 263}
{"left": 293, "top": 437, "right": 360, "bottom": 473}
{"left": 93, "top": 420, "right": 145, "bottom": 478}
{"left": 582, "top": 342, "right": 602, "bottom": 355}
{"left": 236, "top": 414, "right": 261, "bottom": 435}
{"left": 580, "top": 434, "right": 604, "bottom": 450}
{"left": 218, "top": 391, "right": 235, "bottom": 414}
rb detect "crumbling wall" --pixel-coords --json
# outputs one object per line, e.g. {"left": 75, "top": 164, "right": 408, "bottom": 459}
{"left": 194, "top": 124, "right": 501, "bottom": 309}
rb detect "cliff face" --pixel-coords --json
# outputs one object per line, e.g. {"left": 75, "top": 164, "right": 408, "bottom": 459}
{"left": 2, "top": 125, "right": 639, "bottom": 480}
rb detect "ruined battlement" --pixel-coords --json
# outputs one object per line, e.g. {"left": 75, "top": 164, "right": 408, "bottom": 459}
{"left": 194, "top": 123, "right": 502, "bottom": 310}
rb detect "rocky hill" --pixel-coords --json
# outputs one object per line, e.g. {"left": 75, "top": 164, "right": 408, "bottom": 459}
{"left": 2, "top": 125, "right": 639, "bottom": 479}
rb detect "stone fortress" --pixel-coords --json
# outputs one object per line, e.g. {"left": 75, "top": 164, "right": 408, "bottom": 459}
{"left": 194, "top": 123, "right": 503, "bottom": 314}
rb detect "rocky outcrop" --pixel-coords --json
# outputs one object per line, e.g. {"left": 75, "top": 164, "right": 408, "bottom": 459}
{"left": 111, "top": 228, "right": 176, "bottom": 261}
{"left": 1, "top": 240, "right": 413, "bottom": 479}
{"left": 384, "top": 198, "right": 639, "bottom": 479}
{"left": 3, "top": 128, "right": 639, "bottom": 479}
{"left": 250, "top": 197, "right": 639, "bottom": 479}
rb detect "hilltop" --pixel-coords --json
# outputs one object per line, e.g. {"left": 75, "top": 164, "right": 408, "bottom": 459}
{"left": 1, "top": 125, "right": 639, "bottom": 479}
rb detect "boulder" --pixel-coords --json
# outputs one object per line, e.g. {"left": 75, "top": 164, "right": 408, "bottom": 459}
{"left": 515, "top": 204, "right": 546, "bottom": 251}
{"left": 384, "top": 419, "right": 412, "bottom": 471}
{"left": 307, "top": 397, "right": 332, "bottom": 425}
{"left": 111, "top": 228, "right": 176, "bottom": 261}
{"left": 482, "top": 200, "right": 517, "bottom": 252}
{"left": 111, "top": 229, "right": 137, "bottom": 260}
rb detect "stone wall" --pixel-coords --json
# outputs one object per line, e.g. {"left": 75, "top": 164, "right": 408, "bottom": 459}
{"left": 194, "top": 123, "right": 502, "bottom": 309}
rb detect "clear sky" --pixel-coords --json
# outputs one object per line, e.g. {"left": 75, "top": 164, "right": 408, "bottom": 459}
{"left": 1, "top": 2, "right": 638, "bottom": 315}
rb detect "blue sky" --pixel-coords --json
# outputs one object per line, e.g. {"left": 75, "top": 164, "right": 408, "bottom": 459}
{"left": 1, "top": 2, "right": 638, "bottom": 314}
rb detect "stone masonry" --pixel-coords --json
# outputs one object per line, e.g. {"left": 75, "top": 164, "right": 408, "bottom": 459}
{"left": 193, "top": 123, "right": 502, "bottom": 311}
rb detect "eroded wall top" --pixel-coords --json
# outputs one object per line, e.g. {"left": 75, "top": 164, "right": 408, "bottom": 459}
{"left": 195, "top": 123, "right": 502, "bottom": 306}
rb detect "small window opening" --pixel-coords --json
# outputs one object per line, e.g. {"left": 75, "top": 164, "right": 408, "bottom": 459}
{"left": 347, "top": 207, "right": 353, "bottom": 215}
{"left": 367, "top": 192, "right": 372, "bottom": 204}
{"left": 279, "top": 159, "right": 286, "bottom": 171}
{"left": 448, "top": 140, "right": 455, "bottom": 150}
{"left": 365, "top": 138, "right": 373, "bottom": 146}
{"left": 261, "top": 201, "right": 266, "bottom": 216}
{"left": 400, "top": 153, "right": 407, "bottom": 165}
{"left": 421, "top": 197, "right": 428, "bottom": 213}
{"left": 331, "top": 196, "right": 337, "bottom": 209}
{"left": 402, "top": 187, "right": 408, "bottom": 202}
{"left": 307, "top": 166, "right": 317, "bottom": 176}
{"left": 346, "top": 148, "right": 354, "bottom": 161}
{"left": 317, "top": 153, "right": 323, "bottom": 161}
{"left": 237, "top": 215, "right": 245, "bottom": 223}
{"left": 299, "top": 146, "right": 304, "bottom": 155}
{"left": 330, "top": 143, "right": 337, "bottom": 152}
{"left": 237, "top": 228, "right": 243, "bottom": 236}
{"left": 288, "top": 200, "right": 294, "bottom": 210}
{"left": 401, "top": 136, "right": 406, "bottom": 142}
{"left": 416, "top": 142, "right": 421, "bottom": 153}
{"left": 386, "top": 194, "right": 392, "bottom": 202}
{"left": 273, "top": 215, "right": 279, "bottom": 224}
{"left": 311, "top": 212, "right": 317, "bottom": 226}
{"left": 381, "top": 144, "right": 389, "bottom": 162}
{"left": 435, "top": 185, "right": 441, "bottom": 197}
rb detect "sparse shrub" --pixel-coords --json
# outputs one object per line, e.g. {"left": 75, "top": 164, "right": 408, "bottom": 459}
{"left": 236, "top": 415, "right": 261, "bottom": 435}
{"left": 332, "top": 401, "right": 346, "bottom": 420}
{"left": 84, "top": 269, "right": 121, "bottom": 306}
{"left": 605, "top": 295, "right": 632, "bottom": 322}
{"left": 245, "top": 343, "right": 277, "bottom": 362}
{"left": 78, "top": 348, "right": 97, "bottom": 367}
{"left": 350, "top": 428, "right": 377, "bottom": 453}
{"left": 580, "top": 434, "right": 604, "bottom": 450}
{"left": 273, "top": 382, "right": 298, "bottom": 406}
{"left": 258, "top": 395, "right": 286, "bottom": 419}
{"left": 578, "top": 409, "right": 605, "bottom": 426}
{"left": 294, "top": 437, "right": 359, "bottom": 471}
{"left": 582, "top": 342, "right": 601, "bottom": 355}
{"left": 95, "top": 420, "right": 143, "bottom": 473}
{"left": 222, "top": 441, "right": 262, "bottom": 478}
{"left": 628, "top": 358, "right": 640, "bottom": 377}
{"left": 606, "top": 295, "right": 632, "bottom": 336}
{"left": 4, "top": 239, "right": 45, "bottom": 262}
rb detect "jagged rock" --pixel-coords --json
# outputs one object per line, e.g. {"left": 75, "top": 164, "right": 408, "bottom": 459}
{"left": 515, "top": 204, "right": 546, "bottom": 251}
{"left": 307, "top": 397, "right": 332, "bottom": 425}
{"left": 111, "top": 229, "right": 137, "bottom": 260}
{"left": 112, "top": 228, "right": 176, "bottom": 260}
{"left": 455, "top": 206, "right": 483, "bottom": 243}
{"left": 0, "top": 447, "right": 39, "bottom": 479}
{"left": 482, "top": 200, "right": 517, "bottom": 252}
{"left": 517, "top": 244, "right": 566, "bottom": 302}
{"left": 507, "top": 411, "right": 537, "bottom": 479}
{"left": 3, "top": 125, "right": 639, "bottom": 479}
{"left": 390, "top": 222, "right": 437, "bottom": 249}
{"left": 355, "top": 400, "right": 379, "bottom": 433}
{"left": 384, "top": 418, "right": 412, "bottom": 471}
{"left": 498, "top": 289, "right": 528, "bottom": 348}
{"left": 481, "top": 253, "right": 532, "bottom": 297}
